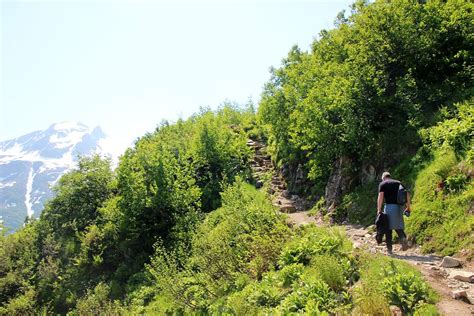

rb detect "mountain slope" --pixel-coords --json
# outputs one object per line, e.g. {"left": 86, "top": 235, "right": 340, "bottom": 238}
{"left": 0, "top": 122, "right": 109, "bottom": 231}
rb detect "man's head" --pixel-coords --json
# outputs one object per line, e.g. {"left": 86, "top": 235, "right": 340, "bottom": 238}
{"left": 381, "top": 171, "right": 391, "bottom": 181}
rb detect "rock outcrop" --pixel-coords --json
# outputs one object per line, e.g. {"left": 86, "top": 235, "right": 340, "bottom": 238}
{"left": 324, "top": 156, "right": 354, "bottom": 211}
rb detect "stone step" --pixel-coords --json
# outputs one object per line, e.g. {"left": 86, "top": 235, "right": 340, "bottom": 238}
{"left": 279, "top": 204, "right": 297, "bottom": 213}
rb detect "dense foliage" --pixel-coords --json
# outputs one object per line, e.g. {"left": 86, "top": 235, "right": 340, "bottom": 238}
{"left": 1, "top": 0, "right": 472, "bottom": 313}
{"left": 131, "top": 181, "right": 436, "bottom": 315}
{"left": 406, "top": 99, "right": 473, "bottom": 256}
{"left": 0, "top": 105, "right": 254, "bottom": 313}
{"left": 259, "top": 0, "right": 473, "bottom": 188}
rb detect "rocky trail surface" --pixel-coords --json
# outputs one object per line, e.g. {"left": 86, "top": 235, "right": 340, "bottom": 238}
{"left": 248, "top": 138, "right": 474, "bottom": 315}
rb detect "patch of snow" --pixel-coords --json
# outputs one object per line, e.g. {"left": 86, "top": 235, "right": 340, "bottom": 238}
{"left": 50, "top": 173, "right": 64, "bottom": 187}
{"left": 0, "top": 143, "right": 24, "bottom": 157}
{"left": 52, "top": 122, "right": 87, "bottom": 131}
{"left": 0, "top": 150, "right": 42, "bottom": 165}
{"left": 0, "top": 181, "right": 16, "bottom": 189}
{"left": 49, "top": 130, "right": 88, "bottom": 149}
{"left": 25, "top": 165, "right": 35, "bottom": 217}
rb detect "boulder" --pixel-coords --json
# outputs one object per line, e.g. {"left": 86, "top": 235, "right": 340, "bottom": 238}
{"left": 450, "top": 271, "right": 474, "bottom": 283}
{"left": 389, "top": 305, "right": 402, "bottom": 316}
{"left": 440, "top": 256, "right": 462, "bottom": 268}
{"left": 366, "top": 225, "right": 376, "bottom": 233}
{"left": 350, "top": 229, "right": 368, "bottom": 237}
{"left": 452, "top": 290, "right": 471, "bottom": 304}
{"left": 361, "top": 164, "right": 377, "bottom": 185}
{"left": 324, "top": 156, "right": 354, "bottom": 211}
{"left": 279, "top": 204, "right": 297, "bottom": 213}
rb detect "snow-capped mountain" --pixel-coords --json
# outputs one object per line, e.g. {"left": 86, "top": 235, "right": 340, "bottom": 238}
{"left": 0, "top": 122, "right": 111, "bottom": 232}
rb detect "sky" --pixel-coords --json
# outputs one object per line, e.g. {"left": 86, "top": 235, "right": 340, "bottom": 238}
{"left": 1, "top": 0, "right": 354, "bottom": 155}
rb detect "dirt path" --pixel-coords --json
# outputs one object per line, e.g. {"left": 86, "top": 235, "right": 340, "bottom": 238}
{"left": 247, "top": 138, "right": 474, "bottom": 315}
{"left": 346, "top": 224, "right": 474, "bottom": 315}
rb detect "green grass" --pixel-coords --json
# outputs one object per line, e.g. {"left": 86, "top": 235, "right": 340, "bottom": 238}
{"left": 407, "top": 149, "right": 474, "bottom": 257}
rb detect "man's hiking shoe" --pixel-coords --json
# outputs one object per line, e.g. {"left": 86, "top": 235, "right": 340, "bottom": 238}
{"left": 387, "top": 249, "right": 393, "bottom": 255}
{"left": 400, "top": 239, "right": 409, "bottom": 251}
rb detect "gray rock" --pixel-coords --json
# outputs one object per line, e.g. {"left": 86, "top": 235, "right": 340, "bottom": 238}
{"left": 361, "top": 164, "right": 376, "bottom": 185}
{"left": 389, "top": 305, "right": 403, "bottom": 315}
{"left": 324, "top": 156, "right": 354, "bottom": 210}
{"left": 440, "top": 256, "right": 462, "bottom": 268}
{"left": 351, "top": 229, "right": 368, "bottom": 237}
{"left": 450, "top": 271, "right": 474, "bottom": 283}
{"left": 452, "top": 290, "right": 467, "bottom": 299}
{"left": 280, "top": 204, "right": 297, "bottom": 213}
{"left": 452, "top": 290, "right": 472, "bottom": 304}
{"left": 366, "top": 225, "right": 376, "bottom": 233}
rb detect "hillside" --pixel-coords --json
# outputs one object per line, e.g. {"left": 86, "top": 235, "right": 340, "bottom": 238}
{"left": 0, "top": 122, "right": 110, "bottom": 231}
{"left": 0, "top": 0, "right": 473, "bottom": 314}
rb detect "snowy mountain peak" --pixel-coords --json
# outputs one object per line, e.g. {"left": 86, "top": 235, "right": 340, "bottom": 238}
{"left": 49, "top": 121, "right": 88, "bottom": 132}
{"left": 0, "top": 122, "right": 111, "bottom": 231}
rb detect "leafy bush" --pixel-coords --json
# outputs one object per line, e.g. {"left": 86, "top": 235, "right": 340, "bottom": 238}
{"left": 308, "top": 255, "right": 345, "bottom": 291}
{"left": 259, "top": 0, "right": 473, "bottom": 190}
{"left": 354, "top": 255, "right": 437, "bottom": 315}
{"left": 70, "top": 283, "right": 124, "bottom": 316}
{"left": 421, "top": 99, "right": 473, "bottom": 156}
{"left": 414, "top": 304, "right": 440, "bottom": 316}
{"left": 244, "top": 274, "right": 286, "bottom": 308}
{"left": 279, "top": 264, "right": 304, "bottom": 288}
{"left": 146, "top": 179, "right": 291, "bottom": 312}
{"left": 407, "top": 148, "right": 474, "bottom": 256}
{"left": 278, "top": 225, "right": 350, "bottom": 267}
{"left": 279, "top": 279, "right": 338, "bottom": 313}
{"left": 382, "top": 268, "right": 432, "bottom": 313}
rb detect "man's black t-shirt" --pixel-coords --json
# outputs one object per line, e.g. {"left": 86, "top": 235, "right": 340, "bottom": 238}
{"left": 378, "top": 178, "right": 402, "bottom": 204}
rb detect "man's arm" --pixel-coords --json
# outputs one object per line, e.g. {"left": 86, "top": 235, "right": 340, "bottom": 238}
{"left": 377, "top": 192, "right": 384, "bottom": 214}
{"left": 406, "top": 192, "right": 411, "bottom": 211}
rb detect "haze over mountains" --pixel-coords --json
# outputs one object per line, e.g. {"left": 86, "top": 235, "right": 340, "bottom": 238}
{"left": 0, "top": 122, "right": 114, "bottom": 231}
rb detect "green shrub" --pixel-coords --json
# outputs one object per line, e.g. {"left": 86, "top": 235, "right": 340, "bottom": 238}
{"left": 355, "top": 255, "right": 438, "bottom": 315}
{"left": 445, "top": 170, "right": 470, "bottom": 194}
{"left": 353, "top": 284, "right": 391, "bottom": 316}
{"left": 382, "top": 270, "right": 432, "bottom": 314}
{"left": 146, "top": 180, "right": 291, "bottom": 312}
{"left": 70, "top": 283, "right": 124, "bottom": 316}
{"left": 278, "top": 225, "right": 349, "bottom": 267}
{"left": 0, "top": 289, "right": 37, "bottom": 316}
{"left": 279, "top": 264, "right": 304, "bottom": 288}
{"left": 414, "top": 304, "right": 440, "bottom": 316}
{"left": 308, "top": 255, "right": 345, "bottom": 291}
{"left": 279, "top": 279, "right": 338, "bottom": 313}
{"left": 407, "top": 148, "right": 474, "bottom": 255}
{"left": 278, "top": 238, "right": 314, "bottom": 266}
{"left": 245, "top": 274, "right": 286, "bottom": 308}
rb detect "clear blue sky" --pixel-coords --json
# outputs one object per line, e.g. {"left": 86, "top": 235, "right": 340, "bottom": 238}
{"left": 1, "top": 0, "right": 353, "bottom": 153}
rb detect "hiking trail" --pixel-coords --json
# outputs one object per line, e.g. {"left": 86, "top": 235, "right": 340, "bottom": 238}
{"left": 248, "top": 138, "right": 474, "bottom": 315}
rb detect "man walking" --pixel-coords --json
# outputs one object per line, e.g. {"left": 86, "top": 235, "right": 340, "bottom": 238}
{"left": 377, "top": 172, "right": 411, "bottom": 254}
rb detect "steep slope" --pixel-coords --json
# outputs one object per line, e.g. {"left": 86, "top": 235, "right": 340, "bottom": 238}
{"left": 0, "top": 122, "right": 109, "bottom": 231}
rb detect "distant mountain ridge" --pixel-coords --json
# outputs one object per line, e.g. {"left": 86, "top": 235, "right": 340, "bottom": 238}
{"left": 0, "top": 122, "right": 109, "bottom": 231}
